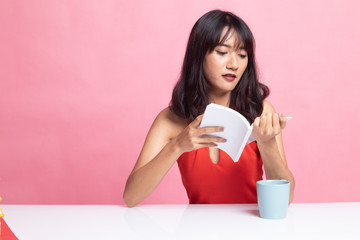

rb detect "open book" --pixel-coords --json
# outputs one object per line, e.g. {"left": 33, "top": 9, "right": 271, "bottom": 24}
{"left": 199, "top": 103, "right": 255, "bottom": 162}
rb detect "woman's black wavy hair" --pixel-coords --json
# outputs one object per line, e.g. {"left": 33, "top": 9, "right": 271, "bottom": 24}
{"left": 170, "top": 9, "right": 269, "bottom": 124}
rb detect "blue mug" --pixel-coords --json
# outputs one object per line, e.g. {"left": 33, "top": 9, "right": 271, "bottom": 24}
{"left": 257, "top": 180, "right": 290, "bottom": 219}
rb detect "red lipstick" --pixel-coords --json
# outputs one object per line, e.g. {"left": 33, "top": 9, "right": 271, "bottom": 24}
{"left": 222, "top": 74, "right": 236, "bottom": 81}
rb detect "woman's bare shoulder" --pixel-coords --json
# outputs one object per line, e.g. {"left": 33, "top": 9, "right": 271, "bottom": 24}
{"left": 156, "top": 107, "right": 187, "bottom": 126}
{"left": 262, "top": 100, "right": 276, "bottom": 114}
{"left": 152, "top": 107, "right": 187, "bottom": 138}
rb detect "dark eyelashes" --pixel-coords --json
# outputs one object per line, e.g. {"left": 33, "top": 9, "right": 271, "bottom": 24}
{"left": 216, "top": 50, "right": 227, "bottom": 55}
{"left": 216, "top": 50, "right": 247, "bottom": 58}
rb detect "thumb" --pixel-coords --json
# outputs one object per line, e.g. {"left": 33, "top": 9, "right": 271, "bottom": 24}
{"left": 279, "top": 113, "right": 287, "bottom": 129}
{"left": 191, "top": 114, "right": 204, "bottom": 127}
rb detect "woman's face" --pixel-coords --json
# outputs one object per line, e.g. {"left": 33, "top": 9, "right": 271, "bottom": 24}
{"left": 203, "top": 28, "right": 248, "bottom": 95}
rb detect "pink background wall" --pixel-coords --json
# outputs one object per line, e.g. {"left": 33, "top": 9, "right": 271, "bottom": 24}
{"left": 1, "top": 0, "right": 359, "bottom": 204}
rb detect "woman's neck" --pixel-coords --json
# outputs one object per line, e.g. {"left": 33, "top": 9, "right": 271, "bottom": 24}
{"left": 208, "top": 92, "right": 231, "bottom": 107}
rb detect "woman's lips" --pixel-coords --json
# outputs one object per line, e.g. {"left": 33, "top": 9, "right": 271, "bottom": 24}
{"left": 222, "top": 74, "right": 236, "bottom": 81}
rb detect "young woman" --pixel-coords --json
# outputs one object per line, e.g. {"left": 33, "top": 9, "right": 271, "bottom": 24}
{"left": 123, "top": 10, "right": 295, "bottom": 207}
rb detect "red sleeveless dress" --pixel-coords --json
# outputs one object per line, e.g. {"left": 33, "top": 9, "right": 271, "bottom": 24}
{"left": 177, "top": 142, "right": 263, "bottom": 204}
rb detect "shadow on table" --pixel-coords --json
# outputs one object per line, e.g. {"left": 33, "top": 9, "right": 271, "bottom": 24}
{"left": 124, "top": 207, "right": 172, "bottom": 239}
{"left": 124, "top": 204, "right": 260, "bottom": 239}
{"left": 245, "top": 209, "right": 260, "bottom": 217}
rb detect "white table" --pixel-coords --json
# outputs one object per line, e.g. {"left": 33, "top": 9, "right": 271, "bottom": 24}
{"left": 1, "top": 203, "right": 360, "bottom": 240}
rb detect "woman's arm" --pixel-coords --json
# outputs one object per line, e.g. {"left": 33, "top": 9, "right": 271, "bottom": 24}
{"left": 123, "top": 108, "right": 225, "bottom": 207}
{"left": 252, "top": 101, "right": 295, "bottom": 203}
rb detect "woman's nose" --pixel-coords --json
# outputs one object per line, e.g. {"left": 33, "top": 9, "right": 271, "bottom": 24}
{"left": 226, "top": 53, "right": 239, "bottom": 70}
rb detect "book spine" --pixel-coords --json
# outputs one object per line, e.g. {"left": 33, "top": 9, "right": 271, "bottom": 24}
{"left": 235, "top": 128, "right": 253, "bottom": 162}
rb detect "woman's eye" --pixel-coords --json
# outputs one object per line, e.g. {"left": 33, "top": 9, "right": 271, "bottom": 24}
{"left": 239, "top": 54, "right": 247, "bottom": 58}
{"left": 216, "top": 50, "right": 227, "bottom": 55}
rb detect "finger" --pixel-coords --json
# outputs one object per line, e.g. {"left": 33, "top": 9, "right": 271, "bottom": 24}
{"left": 191, "top": 114, "right": 204, "bottom": 127}
{"left": 266, "top": 113, "right": 272, "bottom": 130}
{"left": 259, "top": 114, "right": 267, "bottom": 131}
{"left": 273, "top": 113, "right": 280, "bottom": 131}
{"left": 198, "top": 136, "right": 226, "bottom": 143}
{"left": 253, "top": 117, "right": 260, "bottom": 128}
{"left": 195, "top": 142, "right": 218, "bottom": 149}
{"left": 197, "top": 126, "right": 224, "bottom": 136}
{"left": 279, "top": 114, "right": 287, "bottom": 129}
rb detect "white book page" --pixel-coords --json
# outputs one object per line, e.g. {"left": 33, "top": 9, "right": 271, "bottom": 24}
{"left": 200, "top": 104, "right": 252, "bottom": 162}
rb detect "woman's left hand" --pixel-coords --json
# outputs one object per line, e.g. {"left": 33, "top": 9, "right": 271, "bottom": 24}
{"left": 252, "top": 113, "right": 287, "bottom": 143}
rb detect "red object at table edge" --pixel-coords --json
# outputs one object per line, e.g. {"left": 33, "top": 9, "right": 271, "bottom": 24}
{"left": 0, "top": 218, "right": 18, "bottom": 240}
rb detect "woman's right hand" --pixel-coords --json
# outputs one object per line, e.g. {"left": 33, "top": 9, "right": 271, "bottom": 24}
{"left": 171, "top": 114, "right": 226, "bottom": 153}
{"left": 123, "top": 110, "right": 225, "bottom": 207}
